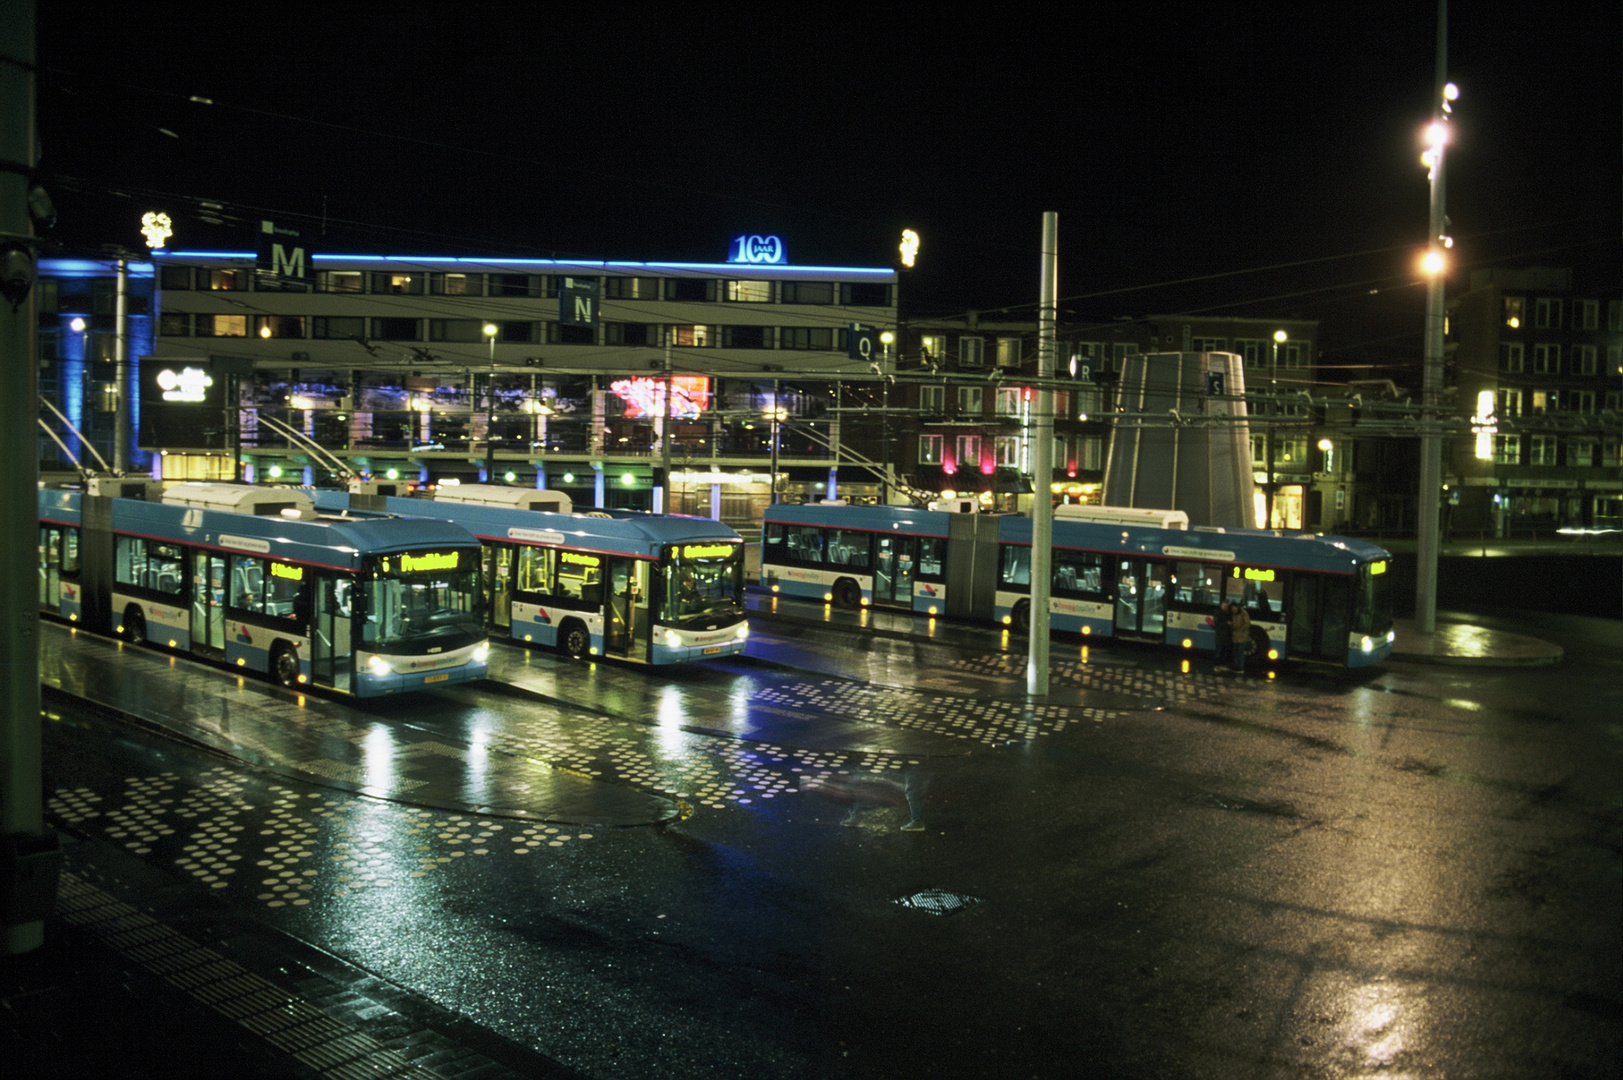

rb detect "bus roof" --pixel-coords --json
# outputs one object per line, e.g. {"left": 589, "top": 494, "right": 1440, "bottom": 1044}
{"left": 41, "top": 488, "right": 481, "bottom": 571}
{"left": 998, "top": 515, "right": 1391, "bottom": 574}
{"left": 307, "top": 488, "right": 743, "bottom": 557}
{"left": 763, "top": 501, "right": 962, "bottom": 537}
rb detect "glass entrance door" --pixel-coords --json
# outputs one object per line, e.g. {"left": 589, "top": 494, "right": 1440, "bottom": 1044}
{"left": 1113, "top": 558, "right": 1169, "bottom": 638}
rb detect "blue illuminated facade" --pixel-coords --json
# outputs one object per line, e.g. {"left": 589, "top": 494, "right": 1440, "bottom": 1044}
{"left": 38, "top": 258, "right": 158, "bottom": 475}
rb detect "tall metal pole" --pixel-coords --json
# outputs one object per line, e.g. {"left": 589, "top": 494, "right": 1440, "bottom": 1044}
{"left": 660, "top": 340, "right": 672, "bottom": 513}
{"left": 1027, "top": 212, "right": 1057, "bottom": 697}
{"left": 114, "top": 257, "right": 129, "bottom": 473}
{"left": 1, "top": 0, "right": 50, "bottom": 955}
{"left": 1415, "top": 0, "right": 1449, "bottom": 633}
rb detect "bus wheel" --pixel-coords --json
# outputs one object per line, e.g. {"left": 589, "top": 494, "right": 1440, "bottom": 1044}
{"left": 272, "top": 644, "right": 301, "bottom": 689}
{"left": 1011, "top": 599, "right": 1032, "bottom": 634}
{"left": 560, "top": 621, "right": 590, "bottom": 660}
{"left": 1247, "top": 627, "right": 1270, "bottom": 666}
{"left": 832, "top": 578, "right": 861, "bottom": 609}
{"left": 121, "top": 607, "right": 146, "bottom": 644}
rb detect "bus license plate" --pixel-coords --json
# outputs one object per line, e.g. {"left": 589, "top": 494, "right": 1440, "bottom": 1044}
{"left": 703, "top": 646, "right": 722, "bottom": 655}
{"left": 424, "top": 673, "right": 450, "bottom": 683}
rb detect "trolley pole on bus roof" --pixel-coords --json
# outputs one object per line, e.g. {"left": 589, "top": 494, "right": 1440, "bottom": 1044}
{"left": 1027, "top": 212, "right": 1057, "bottom": 697}
{"left": 1, "top": 0, "right": 54, "bottom": 956}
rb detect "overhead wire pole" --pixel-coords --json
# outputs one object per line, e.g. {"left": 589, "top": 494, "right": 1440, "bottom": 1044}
{"left": 1, "top": 0, "right": 54, "bottom": 956}
{"left": 1027, "top": 212, "right": 1057, "bottom": 697}
{"left": 1415, "top": 0, "right": 1451, "bottom": 634}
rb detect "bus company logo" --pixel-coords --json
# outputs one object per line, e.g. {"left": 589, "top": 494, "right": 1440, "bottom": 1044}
{"left": 1163, "top": 545, "right": 1234, "bottom": 561}
{"left": 920, "top": 583, "right": 941, "bottom": 597}
{"left": 509, "top": 527, "right": 567, "bottom": 546}
{"left": 220, "top": 534, "right": 272, "bottom": 554}
{"left": 236, "top": 626, "right": 254, "bottom": 644}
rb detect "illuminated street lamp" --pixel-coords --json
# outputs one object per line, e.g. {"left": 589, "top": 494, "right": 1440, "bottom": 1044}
{"left": 1414, "top": 69, "right": 1458, "bottom": 634}
{"left": 768, "top": 403, "right": 788, "bottom": 505}
{"left": 482, "top": 323, "right": 499, "bottom": 479}
{"left": 1265, "top": 329, "right": 1287, "bottom": 528}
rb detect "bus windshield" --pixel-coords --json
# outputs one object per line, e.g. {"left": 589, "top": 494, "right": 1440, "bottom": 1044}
{"left": 663, "top": 542, "right": 745, "bottom": 625}
{"left": 1352, "top": 560, "right": 1394, "bottom": 637}
{"left": 362, "top": 550, "right": 484, "bottom": 652}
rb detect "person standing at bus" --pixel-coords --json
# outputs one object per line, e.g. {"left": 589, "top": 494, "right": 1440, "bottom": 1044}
{"left": 1229, "top": 602, "right": 1251, "bottom": 672}
{"left": 1213, "top": 601, "right": 1233, "bottom": 669}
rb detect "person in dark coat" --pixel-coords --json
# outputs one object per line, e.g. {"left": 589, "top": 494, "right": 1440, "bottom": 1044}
{"left": 1213, "top": 601, "right": 1233, "bottom": 668}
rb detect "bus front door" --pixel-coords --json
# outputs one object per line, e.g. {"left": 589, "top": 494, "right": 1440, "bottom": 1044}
{"left": 190, "top": 551, "right": 227, "bottom": 655}
{"left": 1288, "top": 573, "right": 1350, "bottom": 662}
{"left": 1113, "top": 558, "right": 1169, "bottom": 639}
{"left": 311, "top": 576, "right": 353, "bottom": 692}
{"left": 605, "top": 557, "right": 649, "bottom": 658}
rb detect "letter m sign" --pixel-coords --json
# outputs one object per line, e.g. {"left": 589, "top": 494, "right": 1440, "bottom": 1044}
{"left": 256, "top": 220, "right": 314, "bottom": 282}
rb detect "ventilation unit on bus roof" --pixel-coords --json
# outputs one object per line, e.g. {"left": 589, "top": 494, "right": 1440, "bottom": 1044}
{"left": 1053, "top": 505, "right": 1189, "bottom": 530}
{"left": 160, "top": 482, "right": 317, "bottom": 519}
{"left": 430, "top": 483, "right": 573, "bottom": 515}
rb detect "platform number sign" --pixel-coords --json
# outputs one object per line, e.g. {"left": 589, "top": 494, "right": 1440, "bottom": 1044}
{"left": 559, "top": 277, "right": 599, "bottom": 328}
{"left": 848, "top": 324, "right": 878, "bottom": 362}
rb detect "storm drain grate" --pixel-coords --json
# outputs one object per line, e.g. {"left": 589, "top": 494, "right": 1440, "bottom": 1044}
{"left": 894, "top": 888, "right": 982, "bottom": 916}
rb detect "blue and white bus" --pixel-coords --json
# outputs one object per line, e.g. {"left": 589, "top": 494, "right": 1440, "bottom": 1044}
{"left": 39, "top": 481, "right": 489, "bottom": 695}
{"left": 307, "top": 485, "right": 749, "bottom": 664}
{"left": 761, "top": 500, "right": 1395, "bottom": 668}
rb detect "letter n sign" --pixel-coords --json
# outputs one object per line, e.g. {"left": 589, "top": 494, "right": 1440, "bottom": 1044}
{"left": 559, "top": 277, "right": 599, "bottom": 328}
{"left": 256, "top": 220, "right": 313, "bottom": 281}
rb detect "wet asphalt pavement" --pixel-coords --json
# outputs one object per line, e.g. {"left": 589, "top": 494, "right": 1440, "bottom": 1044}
{"left": 19, "top": 604, "right": 1623, "bottom": 1079}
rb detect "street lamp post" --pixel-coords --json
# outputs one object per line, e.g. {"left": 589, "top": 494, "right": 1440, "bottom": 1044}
{"left": 1266, "top": 329, "right": 1286, "bottom": 528}
{"left": 482, "top": 322, "right": 498, "bottom": 481}
{"left": 768, "top": 384, "right": 786, "bottom": 506}
{"left": 1415, "top": 25, "right": 1457, "bottom": 634}
{"left": 880, "top": 331, "right": 895, "bottom": 506}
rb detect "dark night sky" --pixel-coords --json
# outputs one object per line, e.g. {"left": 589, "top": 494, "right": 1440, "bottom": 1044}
{"left": 33, "top": 1, "right": 1621, "bottom": 368}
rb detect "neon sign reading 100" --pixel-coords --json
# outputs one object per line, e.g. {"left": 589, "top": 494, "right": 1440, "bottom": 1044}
{"left": 728, "top": 234, "right": 786, "bottom": 265}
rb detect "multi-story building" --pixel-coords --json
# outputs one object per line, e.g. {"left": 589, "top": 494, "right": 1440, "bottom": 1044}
{"left": 48, "top": 243, "right": 898, "bottom": 526}
{"left": 1447, "top": 267, "right": 1623, "bottom": 533}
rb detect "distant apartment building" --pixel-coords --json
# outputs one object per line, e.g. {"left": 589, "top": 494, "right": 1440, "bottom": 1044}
{"left": 897, "top": 312, "right": 1362, "bottom": 529}
{"left": 1446, "top": 267, "right": 1623, "bottom": 533}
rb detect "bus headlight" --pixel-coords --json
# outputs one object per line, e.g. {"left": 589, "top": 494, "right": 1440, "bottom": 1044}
{"left": 473, "top": 643, "right": 490, "bottom": 664}
{"left": 367, "top": 654, "right": 391, "bottom": 676}
{"left": 1386, "top": 629, "right": 1396, "bottom": 644}
{"left": 662, "top": 629, "right": 682, "bottom": 648}
{"left": 1360, "top": 636, "right": 1374, "bottom": 653}
{"left": 736, "top": 622, "right": 749, "bottom": 641}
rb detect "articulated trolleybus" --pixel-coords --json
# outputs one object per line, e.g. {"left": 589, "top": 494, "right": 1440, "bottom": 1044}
{"left": 761, "top": 500, "right": 1395, "bottom": 668}
{"left": 39, "top": 480, "right": 490, "bottom": 695}
{"left": 306, "top": 484, "right": 749, "bottom": 664}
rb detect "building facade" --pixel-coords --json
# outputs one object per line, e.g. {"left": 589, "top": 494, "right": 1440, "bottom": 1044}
{"left": 65, "top": 247, "right": 898, "bottom": 526}
{"left": 1447, "top": 267, "right": 1623, "bottom": 534}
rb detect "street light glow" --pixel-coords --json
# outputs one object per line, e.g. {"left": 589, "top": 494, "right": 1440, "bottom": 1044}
{"left": 1420, "top": 248, "right": 1446, "bottom": 276}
